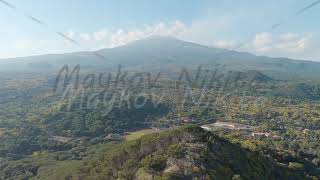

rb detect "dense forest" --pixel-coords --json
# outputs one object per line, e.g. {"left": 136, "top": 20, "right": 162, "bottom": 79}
{"left": 0, "top": 67, "right": 320, "bottom": 179}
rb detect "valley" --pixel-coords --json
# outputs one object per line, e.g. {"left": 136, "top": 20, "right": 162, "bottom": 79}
{"left": 0, "top": 37, "right": 320, "bottom": 179}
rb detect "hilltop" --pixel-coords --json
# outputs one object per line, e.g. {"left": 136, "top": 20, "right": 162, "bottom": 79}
{"left": 19, "top": 126, "right": 316, "bottom": 180}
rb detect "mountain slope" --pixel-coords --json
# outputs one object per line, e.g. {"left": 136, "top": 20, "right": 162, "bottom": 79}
{"left": 46, "top": 126, "right": 310, "bottom": 180}
{"left": 1, "top": 36, "right": 320, "bottom": 80}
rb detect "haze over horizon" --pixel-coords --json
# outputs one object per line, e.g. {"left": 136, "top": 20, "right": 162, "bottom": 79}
{"left": 2, "top": 2, "right": 320, "bottom": 179}
{"left": 0, "top": 35, "right": 318, "bottom": 62}
{"left": 0, "top": 0, "right": 320, "bottom": 61}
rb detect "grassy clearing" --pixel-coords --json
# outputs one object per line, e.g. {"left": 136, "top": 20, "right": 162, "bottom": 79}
{"left": 125, "top": 129, "right": 158, "bottom": 141}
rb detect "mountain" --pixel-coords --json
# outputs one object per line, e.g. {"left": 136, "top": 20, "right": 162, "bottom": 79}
{"left": 1, "top": 36, "right": 320, "bottom": 80}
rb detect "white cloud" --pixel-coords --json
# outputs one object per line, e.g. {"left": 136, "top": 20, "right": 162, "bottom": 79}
{"left": 69, "top": 18, "right": 230, "bottom": 51}
{"left": 93, "top": 30, "right": 108, "bottom": 41}
{"left": 177, "top": 16, "right": 231, "bottom": 45}
{"left": 0, "top": 17, "right": 234, "bottom": 58}
{"left": 66, "top": 30, "right": 75, "bottom": 39}
{"left": 2, "top": 19, "right": 320, "bottom": 61}
{"left": 247, "top": 32, "right": 318, "bottom": 60}
{"left": 79, "top": 33, "right": 92, "bottom": 41}
{"left": 253, "top": 32, "right": 274, "bottom": 49}
{"left": 213, "top": 40, "right": 237, "bottom": 49}
{"left": 77, "top": 21, "right": 188, "bottom": 49}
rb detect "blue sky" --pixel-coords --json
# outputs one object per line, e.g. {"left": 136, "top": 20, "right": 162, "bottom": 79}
{"left": 0, "top": 0, "right": 320, "bottom": 60}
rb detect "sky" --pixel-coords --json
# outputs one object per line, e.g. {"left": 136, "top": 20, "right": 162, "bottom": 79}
{"left": 0, "top": 0, "right": 320, "bottom": 60}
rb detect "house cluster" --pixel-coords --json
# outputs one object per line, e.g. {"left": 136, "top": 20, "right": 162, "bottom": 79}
{"left": 250, "top": 132, "right": 280, "bottom": 140}
{"left": 201, "top": 121, "right": 281, "bottom": 140}
{"left": 212, "top": 121, "right": 253, "bottom": 130}
{"left": 104, "top": 133, "right": 123, "bottom": 141}
{"left": 52, "top": 136, "right": 73, "bottom": 143}
{"left": 180, "top": 116, "right": 196, "bottom": 123}
{"left": 0, "top": 128, "right": 5, "bottom": 137}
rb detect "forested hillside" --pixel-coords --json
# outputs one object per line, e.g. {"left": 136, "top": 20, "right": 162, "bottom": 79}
{"left": 3, "top": 126, "right": 318, "bottom": 179}
{"left": 1, "top": 38, "right": 320, "bottom": 179}
{"left": 1, "top": 67, "right": 320, "bottom": 179}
